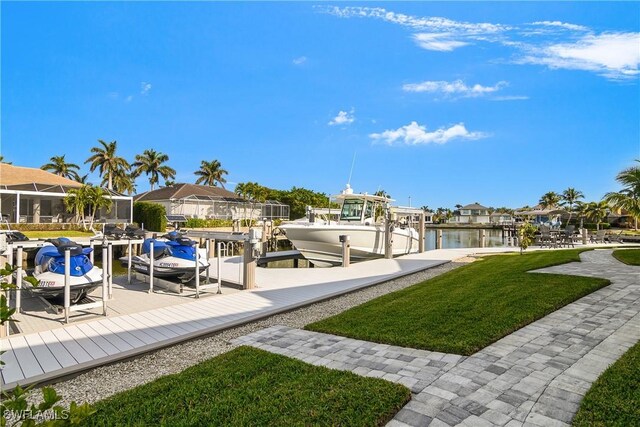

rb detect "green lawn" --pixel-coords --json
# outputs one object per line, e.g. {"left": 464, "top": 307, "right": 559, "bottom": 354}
{"left": 612, "top": 249, "right": 640, "bottom": 266}
{"left": 573, "top": 340, "right": 640, "bottom": 426}
{"left": 306, "top": 249, "right": 610, "bottom": 355}
{"left": 86, "top": 346, "right": 410, "bottom": 427}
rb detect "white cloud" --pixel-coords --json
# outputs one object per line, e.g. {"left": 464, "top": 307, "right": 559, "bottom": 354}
{"left": 328, "top": 110, "right": 355, "bottom": 126}
{"left": 318, "top": 6, "right": 508, "bottom": 34}
{"left": 519, "top": 32, "right": 640, "bottom": 79}
{"left": 412, "top": 33, "right": 469, "bottom": 51}
{"left": 125, "top": 95, "right": 133, "bottom": 103}
{"left": 530, "top": 21, "right": 589, "bottom": 32}
{"left": 369, "top": 121, "right": 487, "bottom": 145}
{"left": 293, "top": 56, "right": 307, "bottom": 65}
{"left": 140, "top": 82, "right": 152, "bottom": 95}
{"left": 403, "top": 79, "right": 507, "bottom": 97}
{"left": 491, "top": 95, "right": 529, "bottom": 101}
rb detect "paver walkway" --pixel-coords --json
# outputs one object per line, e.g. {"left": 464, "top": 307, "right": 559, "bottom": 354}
{"left": 234, "top": 249, "right": 640, "bottom": 426}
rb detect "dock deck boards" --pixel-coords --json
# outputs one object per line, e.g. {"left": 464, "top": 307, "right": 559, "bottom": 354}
{"left": 0, "top": 247, "right": 514, "bottom": 389}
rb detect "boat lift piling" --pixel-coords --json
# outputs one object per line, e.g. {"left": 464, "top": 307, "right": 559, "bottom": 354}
{"left": 15, "top": 246, "right": 23, "bottom": 314}
{"left": 339, "top": 235, "right": 350, "bottom": 267}
{"left": 148, "top": 240, "right": 154, "bottom": 294}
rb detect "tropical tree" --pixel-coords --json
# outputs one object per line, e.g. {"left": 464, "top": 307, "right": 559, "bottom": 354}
{"left": 561, "top": 187, "right": 584, "bottom": 225}
{"left": 85, "top": 186, "right": 112, "bottom": 230}
{"left": 539, "top": 191, "right": 561, "bottom": 209}
{"left": 85, "top": 139, "right": 130, "bottom": 190}
{"left": 102, "top": 168, "right": 136, "bottom": 195}
{"left": 575, "top": 201, "right": 588, "bottom": 229}
{"left": 604, "top": 160, "right": 640, "bottom": 230}
{"left": 76, "top": 173, "right": 90, "bottom": 184}
{"left": 131, "top": 149, "right": 176, "bottom": 191}
{"left": 194, "top": 160, "right": 228, "bottom": 188}
{"left": 374, "top": 189, "right": 390, "bottom": 199}
{"left": 64, "top": 185, "right": 90, "bottom": 225}
{"left": 64, "top": 185, "right": 113, "bottom": 230}
{"left": 584, "top": 201, "right": 609, "bottom": 231}
{"left": 41, "top": 155, "right": 81, "bottom": 181}
{"left": 0, "top": 155, "right": 11, "bottom": 164}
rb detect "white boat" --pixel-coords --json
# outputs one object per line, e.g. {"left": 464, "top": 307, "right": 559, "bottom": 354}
{"left": 279, "top": 185, "right": 420, "bottom": 267}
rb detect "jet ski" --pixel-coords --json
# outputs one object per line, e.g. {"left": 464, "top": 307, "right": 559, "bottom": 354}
{"left": 128, "top": 231, "right": 209, "bottom": 282}
{"left": 103, "top": 224, "right": 146, "bottom": 240}
{"left": 25, "top": 238, "right": 103, "bottom": 303}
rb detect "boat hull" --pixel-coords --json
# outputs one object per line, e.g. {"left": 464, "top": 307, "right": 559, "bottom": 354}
{"left": 23, "top": 268, "right": 104, "bottom": 303}
{"left": 280, "top": 223, "right": 419, "bottom": 267}
{"left": 125, "top": 251, "right": 210, "bottom": 281}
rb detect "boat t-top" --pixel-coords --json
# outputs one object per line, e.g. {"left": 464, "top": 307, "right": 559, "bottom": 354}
{"left": 279, "top": 185, "right": 420, "bottom": 267}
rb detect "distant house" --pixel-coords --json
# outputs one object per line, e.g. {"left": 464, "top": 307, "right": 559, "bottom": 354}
{"left": 0, "top": 163, "right": 133, "bottom": 224}
{"left": 514, "top": 205, "right": 561, "bottom": 226}
{"left": 450, "top": 203, "right": 491, "bottom": 224}
{"left": 489, "top": 212, "right": 514, "bottom": 224}
{"left": 135, "top": 183, "right": 289, "bottom": 221}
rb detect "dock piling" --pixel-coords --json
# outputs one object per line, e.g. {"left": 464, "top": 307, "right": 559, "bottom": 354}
{"left": 15, "top": 246, "right": 23, "bottom": 314}
{"left": 64, "top": 248, "right": 71, "bottom": 323}
{"left": 339, "top": 235, "right": 350, "bottom": 267}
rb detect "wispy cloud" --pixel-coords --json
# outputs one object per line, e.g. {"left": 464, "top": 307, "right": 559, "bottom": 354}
{"left": 141, "top": 82, "right": 152, "bottom": 95}
{"left": 370, "top": 121, "right": 487, "bottom": 145}
{"left": 318, "top": 5, "right": 639, "bottom": 81}
{"left": 412, "top": 33, "right": 469, "bottom": 51}
{"left": 293, "top": 56, "right": 307, "bottom": 65}
{"left": 328, "top": 109, "right": 355, "bottom": 126}
{"left": 530, "top": 21, "right": 589, "bottom": 32}
{"left": 491, "top": 95, "right": 529, "bottom": 101}
{"left": 518, "top": 32, "right": 640, "bottom": 79}
{"left": 125, "top": 95, "right": 133, "bottom": 103}
{"left": 403, "top": 79, "right": 507, "bottom": 98}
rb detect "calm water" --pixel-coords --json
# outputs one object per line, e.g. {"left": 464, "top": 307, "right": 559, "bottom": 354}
{"left": 424, "top": 228, "right": 506, "bottom": 251}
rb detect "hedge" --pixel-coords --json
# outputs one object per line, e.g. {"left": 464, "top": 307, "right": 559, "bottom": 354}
{"left": 133, "top": 202, "right": 167, "bottom": 232}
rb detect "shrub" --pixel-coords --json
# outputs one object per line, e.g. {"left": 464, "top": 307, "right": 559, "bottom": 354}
{"left": 184, "top": 218, "right": 233, "bottom": 228}
{"left": 133, "top": 202, "right": 167, "bottom": 232}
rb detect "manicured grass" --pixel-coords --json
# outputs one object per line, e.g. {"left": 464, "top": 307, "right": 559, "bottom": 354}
{"left": 573, "top": 340, "right": 640, "bottom": 426}
{"left": 306, "top": 249, "right": 609, "bottom": 355}
{"left": 612, "top": 249, "right": 640, "bottom": 266}
{"left": 21, "top": 230, "right": 95, "bottom": 239}
{"left": 86, "top": 346, "right": 410, "bottom": 427}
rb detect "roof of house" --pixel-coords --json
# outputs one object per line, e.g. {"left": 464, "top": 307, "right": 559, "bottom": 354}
{"left": 460, "top": 202, "right": 489, "bottom": 210}
{"left": 135, "top": 183, "right": 244, "bottom": 202}
{"left": 0, "top": 163, "right": 81, "bottom": 188}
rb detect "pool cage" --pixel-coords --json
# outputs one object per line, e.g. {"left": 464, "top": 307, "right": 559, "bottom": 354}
{"left": 169, "top": 195, "right": 289, "bottom": 222}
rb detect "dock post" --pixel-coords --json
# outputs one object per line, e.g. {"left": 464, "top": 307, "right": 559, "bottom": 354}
{"left": 149, "top": 241, "right": 154, "bottom": 293}
{"left": 582, "top": 228, "right": 588, "bottom": 245}
{"left": 195, "top": 246, "right": 200, "bottom": 298}
{"left": 64, "top": 248, "right": 71, "bottom": 323}
{"left": 242, "top": 231, "right": 257, "bottom": 290}
{"left": 480, "top": 230, "right": 486, "bottom": 248}
{"left": 89, "top": 240, "right": 95, "bottom": 264}
{"left": 384, "top": 209, "right": 393, "bottom": 259}
{"left": 102, "top": 245, "right": 108, "bottom": 315}
{"left": 418, "top": 213, "right": 425, "bottom": 253}
{"left": 205, "top": 238, "right": 211, "bottom": 284}
{"left": 339, "top": 235, "right": 350, "bottom": 267}
{"left": 108, "top": 242, "right": 114, "bottom": 299}
{"left": 261, "top": 219, "right": 268, "bottom": 257}
{"left": 436, "top": 230, "right": 443, "bottom": 249}
{"left": 127, "top": 240, "right": 133, "bottom": 285}
{"left": 217, "top": 241, "right": 222, "bottom": 294}
{"left": 15, "top": 246, "right": 23, "bottom": 313}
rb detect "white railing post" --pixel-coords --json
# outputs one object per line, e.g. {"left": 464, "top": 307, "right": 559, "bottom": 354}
{"left": 102, "top": 245, "right": 108, "bottom": 316}
{"left": 195, "top": 244, "right": 200, "bottom": 298}
{"left": 108, "top": 242, "right": 113, "bottom": 299}
{"left": 127, "top": 240, "right": 133, "bottom": 285}
{"left": 149, "top": 241, "right": 154, "bottom": 293}
{"left": 15, "top": 246, "right": 23, "bottom": 313}
{"left": 217, "top": 241, "right": 222, "bottom": 294}
{"left": 64, "top": 248, "right": 71, "bottom": 323}
{"left": 339, "top": 235, "right": 350, "bottom": 267}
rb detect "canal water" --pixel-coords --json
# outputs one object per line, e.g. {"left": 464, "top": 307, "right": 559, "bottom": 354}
{"left": 424, "top": 228, "right": 505, "bottom": 251}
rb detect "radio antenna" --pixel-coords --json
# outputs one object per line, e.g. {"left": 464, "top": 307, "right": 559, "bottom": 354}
{"left": 347, "top": 152, "right": 356, "bottom": 185}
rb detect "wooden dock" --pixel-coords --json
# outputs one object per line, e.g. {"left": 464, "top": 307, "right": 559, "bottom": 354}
{"left": 0, "top": 247, "right": 519, "bottom": 389}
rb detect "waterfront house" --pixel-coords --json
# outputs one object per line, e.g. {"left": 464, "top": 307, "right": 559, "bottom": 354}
{"left": 0, "top": 163, "right": 133, "bottom": 225}
{"left": 490, "top": 212, "right": 514, "bottom": 225}
{"left": 450, "top": 203, "right": 491, "bottom": 224}
{"left": 135, "top": 183, "right": 289, "bottom": 221}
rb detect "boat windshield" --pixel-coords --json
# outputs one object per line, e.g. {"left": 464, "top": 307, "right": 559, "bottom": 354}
{"left": 340, "top": 199, "right": 365, "bottom": 221}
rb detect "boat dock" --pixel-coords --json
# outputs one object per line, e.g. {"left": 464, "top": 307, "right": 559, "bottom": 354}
{"left": 0, "top": 247, "right": 518, "bottom": 390}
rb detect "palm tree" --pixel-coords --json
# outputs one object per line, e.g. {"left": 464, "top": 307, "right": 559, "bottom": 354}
{"left": 41, "top": 155, "right": 81, "bottom": 181}
{"left": 76, "top": 174, "right": 90, "bottom": 184}
{"left": 64, "top": 185, "right": 90, "bottom": 225}
{"left": 539, "top": 191, "right": 561, "bottom": 209}
{"left": 85, "top": 139, "right": 130, "bottom": 190}
{"left": 85, "top": 186, "right": 112, "bottom": 231}
{"left": 131, "top": 149, "right": 176, "bottom": 191}
{"left": 194, "top": 160, "right": 228, "bottom": 188}
{"left": 103, "top": 168, "right": 136, "bottom": 195}
{"left": 584, "top": 201, "right": 609, "bottom": 231}
{"left": 604, "top": 160, "right": 640, "bottom": 230}
{"left": 561, "top": 187, "right": 584, "bottom": 225}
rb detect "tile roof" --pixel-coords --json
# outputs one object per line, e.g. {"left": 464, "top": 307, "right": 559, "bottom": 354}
{"left": 134, "top": 183, "right": 243, "bottom": 201}
{"left": 0, "top": 163, "right": 82, "bottom": 187}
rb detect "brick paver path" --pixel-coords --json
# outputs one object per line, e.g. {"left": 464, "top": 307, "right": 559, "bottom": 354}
{"left": 234, "top": 249, "right": 640, "bottom": 426}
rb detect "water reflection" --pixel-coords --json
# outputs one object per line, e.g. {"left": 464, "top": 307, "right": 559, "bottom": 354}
{"left": 424, "top": 228, "right": 505, "bottom": 251}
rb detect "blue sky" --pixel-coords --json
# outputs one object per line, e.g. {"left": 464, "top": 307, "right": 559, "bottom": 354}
{"left": 2, "top": 2, "right": 639, "bottom": 209}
